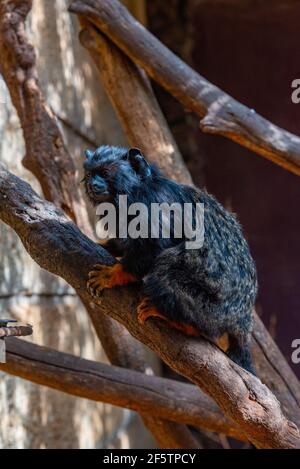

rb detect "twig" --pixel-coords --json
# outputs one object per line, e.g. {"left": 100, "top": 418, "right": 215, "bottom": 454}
{"left": 0, "top": 325, "right": 32, "bottom": 338}
{"left": 54, "top": 111, "right": 99, "bottom": 149}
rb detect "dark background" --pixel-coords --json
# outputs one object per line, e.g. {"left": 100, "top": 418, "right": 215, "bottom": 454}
{"left": 147, "top": 0, "right": 300, "bottom": 377}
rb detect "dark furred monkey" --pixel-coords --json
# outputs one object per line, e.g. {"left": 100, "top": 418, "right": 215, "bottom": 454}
{"left": 83, "top": 145, "right": 257, "bottom": 374}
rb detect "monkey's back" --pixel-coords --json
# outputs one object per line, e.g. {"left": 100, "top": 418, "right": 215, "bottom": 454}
{"left": 144, "top": 187, "right": 257, "bottom": 339}
{"left": 195, "top": 189, "right": 257, "bottom": 334}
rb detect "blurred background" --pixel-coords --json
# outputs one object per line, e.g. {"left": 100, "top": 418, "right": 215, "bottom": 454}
{"left": 0, "top": 0, "right": 299, "bottom": 448}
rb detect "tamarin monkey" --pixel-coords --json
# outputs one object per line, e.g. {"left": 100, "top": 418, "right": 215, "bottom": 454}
{"left": 83, "top": 145, "right": 257, "bottom": 374}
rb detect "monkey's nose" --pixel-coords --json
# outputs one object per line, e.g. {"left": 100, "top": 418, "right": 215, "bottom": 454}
{"left": 91, "top": 177, "right": 108, "bottom": 195}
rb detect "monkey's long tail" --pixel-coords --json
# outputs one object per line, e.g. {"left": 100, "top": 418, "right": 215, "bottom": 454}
{"left": 227, "top": 334, "right": 256, "bottom": 375}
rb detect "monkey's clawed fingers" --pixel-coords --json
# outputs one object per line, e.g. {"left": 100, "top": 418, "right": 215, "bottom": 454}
{"left": 87, "top": 263, "right": 137, "bottom": 298}
{"left": 87, "top": 264, "right": 113, "bottom": 298}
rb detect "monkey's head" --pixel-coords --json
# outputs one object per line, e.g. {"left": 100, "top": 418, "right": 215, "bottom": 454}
{"left": 82, "top": 145, "right": 152, "bottom": 205}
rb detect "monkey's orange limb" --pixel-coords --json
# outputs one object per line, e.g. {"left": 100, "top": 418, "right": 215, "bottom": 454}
{"left": 87, "top": 263, "right": 136, "bottom": 297}
{"left": 137, "top": 298, "right": 200, "bottom": 337}
{"left": 137, "top": 298, "right": 168, "bottom": 323}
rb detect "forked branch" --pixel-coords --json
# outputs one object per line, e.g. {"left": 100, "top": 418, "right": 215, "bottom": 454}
{"left": 0, "top": 165, "right": 299, "bottom": 449}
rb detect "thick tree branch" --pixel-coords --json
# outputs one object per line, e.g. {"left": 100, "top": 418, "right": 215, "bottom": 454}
{"left": 75, "top": 19, "right": 300, "bottom": 432}
{"left": 1, "top": 2, "right": 295, "bottom": 448}
{"left": 0, "top": 0, "right": 195, "bottom": 448}
{"left": 77, "top": 19, "right": 198, "bottom": 446}
{"left": 69, "top": 0, "right": 300, "bottom": 176}
{"left": 0, "top": 0, "right": 89, "bottom": 227}
{"left": 0, "top": 338, "right": 243, "bottom": 440}
{"left": 0, "top": 166, "right": 299, "bottom": 449}
{"left": 78, "top": 22, "right": 192, "bottom": 185}
{"left": 252, "top": 314, "right": 300, "bottom": 419}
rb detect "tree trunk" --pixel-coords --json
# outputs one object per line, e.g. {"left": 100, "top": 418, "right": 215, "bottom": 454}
{"left": 0, "top": 0, "right": 155, "bottom": 449}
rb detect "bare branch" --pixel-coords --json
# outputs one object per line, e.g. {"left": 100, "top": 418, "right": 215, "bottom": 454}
{"left": 0, "top": 166, "right": 299, "bottom": 449}
{"left": 77, "top": 20, "right": 198, "bottom": 446}
{"left": 69, "top": 0, "right": 300, "bottom": 176}
{"left": 0, "top": 0, "right": 89, "bottom": 227}
{"left": 78, "top": 23, "right": 192, "bottom": 185}
{"left": 0, "top": 338, "right": 244, "bottom": 440}
{"left": 76, "top": 19, "right": 300, "bottom": 432}
{"left": 0, "top": 0, "right": 195, "bottom": 448}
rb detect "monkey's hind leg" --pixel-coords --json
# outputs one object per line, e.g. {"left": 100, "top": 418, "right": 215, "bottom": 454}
{"left": 87, "top": 263, "right": 137, "bottom": 297}
{"left": 137, "top": 297, "right": 200, "bottom": 337}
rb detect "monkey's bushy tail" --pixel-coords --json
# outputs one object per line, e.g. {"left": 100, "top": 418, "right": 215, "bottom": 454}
{"left": 227, "top": 334, "right": 256, "bottom": 375}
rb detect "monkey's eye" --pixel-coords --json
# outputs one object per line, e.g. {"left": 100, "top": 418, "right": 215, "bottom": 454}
{"left": 98, "top": 169, "right": 109, "bottom": 178}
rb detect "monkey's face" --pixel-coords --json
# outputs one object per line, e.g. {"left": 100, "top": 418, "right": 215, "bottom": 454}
{"left": 83, "top": 145, "right": 151, "bottom": 205}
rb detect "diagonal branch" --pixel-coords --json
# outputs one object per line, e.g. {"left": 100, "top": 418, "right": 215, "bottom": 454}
{"left": 0, "top": 337, "right": 244, "bottom": 440}
{"left": 69, "top": 0, "right": 300, "bottom": 176}
{"left": 0, "top": 165, "right": 299, "bottom": 449}
{"left": 76, "top": 18, "right": 300, "bottom": 432}
{"left": 0, "top": 0, "right": 196, "bottom": 448}
{"left": 78, "top": 21, "right": 192, "bottom": 185}
{"left": 0, "top": 0, "right": 88, "bottom": 227}
{"left": 76, "top": 17, "right": 199, "bottom": 447}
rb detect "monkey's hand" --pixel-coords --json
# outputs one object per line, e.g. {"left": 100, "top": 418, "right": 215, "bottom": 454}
{"left": 87, "top": 263, "right": 137, "bottom": 298}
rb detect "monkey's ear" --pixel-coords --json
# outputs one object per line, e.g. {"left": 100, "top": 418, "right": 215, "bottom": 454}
{"left": 126, "top": 148, "right": 151, "bottom": 178}
{"left": 84, "top": 149, "right": 93, "bottom": 160}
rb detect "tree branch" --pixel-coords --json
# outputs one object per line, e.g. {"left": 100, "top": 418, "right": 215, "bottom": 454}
{"left": 69, "top": 0, "right": 300, "bottom": 176}
{"left": 75, "top": 17, "right": 300, "bottom": 433}
{"left": 0, "top": 166, "right": 299, "bottom": 448}
{"left": 2, "top": 0, "right": 295, "bottom": 446}
{"left": 0, "top": 325, "right": 32, "bottom": 338}
{"left": 78, "top": 22, "right": 192, "bottom": 185}
{"left": 76, "top": 19, "right": 199, "bottom": 446}
{"left": 0, "top": 337, "right": 244, "bottom": 440}
{"left": 0, "top": 0, "right": 89, "bottom": 227}
{"left": 0, "top": 0, "right": 196, "bottom": 448}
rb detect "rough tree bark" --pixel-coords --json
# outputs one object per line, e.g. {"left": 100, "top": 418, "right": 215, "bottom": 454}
{"left": 1, "top": 0, "right": 298, "bottom": 450}
{"left": 69, "top": 0, "right": 300, "bottom": 176}
{"left": 0, "top": 0, "right": 197, "bottom": 448}
{"left": 76, "top": 19, "right": 300, "bottom": 431}
{"left": 0, "top": 0, "right": 89, "bottom": 226}
{"left": 78, "top": 22, "right": 192, "bottom": 185}
{"left": 0, "top": 338, "right": 244, "bottom": 440}
{"left": 0, "top": 166, "right": 299, "bottom": 449}
{"left": 0, "top": 0, "right": 118, "bottom": 448}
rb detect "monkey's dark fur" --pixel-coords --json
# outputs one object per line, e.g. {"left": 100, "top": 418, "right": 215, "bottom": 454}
{"left": 83, "top": 145, "right": 258, "bottom": 374}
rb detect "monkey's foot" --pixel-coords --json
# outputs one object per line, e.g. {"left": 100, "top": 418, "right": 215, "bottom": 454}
{"left": 137, "top": 298, "right": 200, "bottom": 337}
{"left": 87, "top": 263, "right": 136, "bottom": 297}
{"left": 137, "top": 298, "right": 168, "bottom": 324}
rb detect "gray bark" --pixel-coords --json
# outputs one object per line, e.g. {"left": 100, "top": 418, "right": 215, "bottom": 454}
{"left": 0, "top": 0, "right": 153, "bottom": 449}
